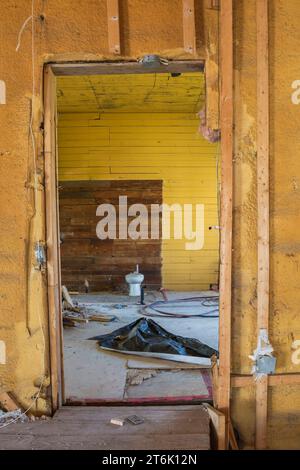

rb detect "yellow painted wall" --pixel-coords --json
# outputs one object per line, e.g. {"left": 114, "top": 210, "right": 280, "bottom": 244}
{"left": 58, "top": 112, "right": 219, "bottom": 290}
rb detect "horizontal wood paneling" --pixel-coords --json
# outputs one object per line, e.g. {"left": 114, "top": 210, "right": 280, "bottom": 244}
{"left": 57, "top": 73, "right": 205, "bottom": 113}
{"left": 59, "top": 180, "right": 162, "bottom": 292}
{"left": 58, "top": 112, "right": 219, "bottom": 290}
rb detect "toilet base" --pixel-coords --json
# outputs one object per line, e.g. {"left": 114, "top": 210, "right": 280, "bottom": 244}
{"left": 128, "top": 283, "right": 142, "bottom": 296}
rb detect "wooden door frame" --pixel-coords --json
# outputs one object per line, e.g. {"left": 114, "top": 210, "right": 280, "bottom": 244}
{"left": 44, "top": 47, "right": 233, "bottom": 438}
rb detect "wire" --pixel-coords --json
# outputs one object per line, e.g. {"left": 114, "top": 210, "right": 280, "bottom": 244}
{"left": 141, "top": 295, "right": 219, "bottom": 318}
{"left": 16, "top": 15, "right": 32, "bottom": 52}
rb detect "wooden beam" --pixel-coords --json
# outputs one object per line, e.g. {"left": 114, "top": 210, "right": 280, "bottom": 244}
{"left": 50, "top": 61, "right": 205, "bottom": 77}
{"left": 232, "top": 373, "right": 300, "bottom": 388}
{"left": 218, "top": 0, "right": 233, "bottom": 447}
{"left": 107, "top": 0, "right": 121, "bottom": 55}
{"left": 256, "top": 0, "right": 270, "bottom": 451}
{"left": 182, "top": 0, "right": 196, "bottom": 55}
{"left": 44, "top": 65, "right": 63, "bottom": 412}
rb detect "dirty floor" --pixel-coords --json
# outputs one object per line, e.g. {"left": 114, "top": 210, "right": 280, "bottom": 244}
{"left": 63, "top": 291, "right": 218, "bottom": 402}
{"left": 0, "top": 405, "right": 210, "bottom": 450}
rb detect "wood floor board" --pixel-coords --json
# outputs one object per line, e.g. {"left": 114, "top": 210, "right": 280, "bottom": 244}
{"left": 0, "top": 405, "right": 210, "bottom": 450}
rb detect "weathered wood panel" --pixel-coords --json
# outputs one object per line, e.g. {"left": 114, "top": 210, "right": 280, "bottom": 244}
{"left": 59, "top": 180, "right": 162, "bottom": 291}
{"left": 0, "top": 405, "right": 210, "bottom": 450}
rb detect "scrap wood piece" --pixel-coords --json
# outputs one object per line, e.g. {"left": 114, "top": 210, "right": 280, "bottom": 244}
{"left": 62, "top": 285, "right": 74, "bottom": 309}
{"left": 211, "top": 354, "right": 219, "bottom": 408}
{"left": 229, "top": 420, "right": 239, "bottom": 450}
{"left": 62, "top": 285, "right": 83, "bottom": 315}
{"left": 100, "top": 348, "right": 212, "bottom": 366}
{"left": 203, "top": 403, "right": 226, "bottom": 450}
{"left": 63, "top": 314, "right": 88, "bottom": 324}
{"left": 110, "top": 417, "right": 125, "bottom": 426}
{"left": 127, "top": 358, "right": 201, "bottom": 370}
{"left": 62, "top": 317, "right": 77, "bottom": 328}
{"left": 88, "top": 314, "right": 116, "bottom": 323}
{"left": 0, "top": 392, "right": 21, "bottom": 412}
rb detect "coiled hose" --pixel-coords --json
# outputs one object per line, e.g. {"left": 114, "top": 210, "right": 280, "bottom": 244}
{"left": 141, "top": 295, "right": 219, "bottom": 318}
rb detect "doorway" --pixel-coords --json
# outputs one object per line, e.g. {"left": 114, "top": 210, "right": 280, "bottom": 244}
{"left": 44, "top": 60, "right": 228, "bottom": 409}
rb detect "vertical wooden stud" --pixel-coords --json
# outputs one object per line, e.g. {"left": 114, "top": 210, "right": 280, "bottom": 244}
{"left": 256, "top": 0, "right": 270, "bottom": 450}
{"left": 182, "top": 0, "right": 196, "bottom": 55}
{"left": 218, "top": 0, "right": 233, "bottom": 448}
{"left": 44, "top": 65, "right": 63, "bottom": 412}
{"left": 107, "top": 0, "right": 121, "bottom": 55}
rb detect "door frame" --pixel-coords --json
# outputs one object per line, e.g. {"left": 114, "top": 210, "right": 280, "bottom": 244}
{"left": 44, "top": 53, "right": 233, "bottom": 422}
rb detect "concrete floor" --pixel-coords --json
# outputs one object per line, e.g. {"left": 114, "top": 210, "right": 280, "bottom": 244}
{"left": 63, "top": 291, "right": 218, "bottom": 401}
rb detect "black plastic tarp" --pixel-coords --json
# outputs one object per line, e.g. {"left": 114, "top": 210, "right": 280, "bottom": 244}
{"left": 89, "top": 318, "right": 218, "bottom": 358}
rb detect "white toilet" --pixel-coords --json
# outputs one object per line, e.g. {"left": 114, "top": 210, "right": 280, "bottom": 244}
{"left": 125, "top": 265, "right": 144, "bottom": 296}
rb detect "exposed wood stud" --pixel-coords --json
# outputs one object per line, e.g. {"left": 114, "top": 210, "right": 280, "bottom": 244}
{"left": 107, "top": 0, "right": 121, "bottom": 55}
{"left": 182, "top": 0, "right": 196, "bottom": 55}
{"left": 44, "top": 65, "right": 63, "bottom": 412}
{"left": 218, "top": 0, "right": 233, "bottom": 448}
{"left": 256, "top": 0, "right": 270, "bottom": 451}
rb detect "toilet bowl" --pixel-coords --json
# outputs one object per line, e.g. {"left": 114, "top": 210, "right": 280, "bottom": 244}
{"left": 125, "top": 265, "right": 144, "bottom": 296}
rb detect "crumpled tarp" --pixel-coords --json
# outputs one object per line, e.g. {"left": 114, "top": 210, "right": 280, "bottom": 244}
{"left": 89, "top": 317, "right": 218, "bottom": 358}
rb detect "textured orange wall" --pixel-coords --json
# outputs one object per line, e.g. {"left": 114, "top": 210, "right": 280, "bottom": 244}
{"left": 0, "top": 0, "right": 299, "bottom": 448}
{"left": 231, "top": 0, "right": 300, "bottom": 449}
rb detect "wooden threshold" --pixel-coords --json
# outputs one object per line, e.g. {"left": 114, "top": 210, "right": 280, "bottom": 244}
{"left": 65, "top": 396, "right": 213, "bottom": 407}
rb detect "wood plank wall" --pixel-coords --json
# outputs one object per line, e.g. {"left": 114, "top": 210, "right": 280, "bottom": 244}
{"left": 59, "top": 180, "right": 162, "bottom": 292}
{"left": 58, "top": 112, "right": 219, "bottom": 290}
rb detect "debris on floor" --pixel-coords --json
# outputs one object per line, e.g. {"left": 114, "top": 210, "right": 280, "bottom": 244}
{"left": 110, "top": 417, "right": 125, "bottom": 426}
{"left": 126, "top": 415, "right": 144, "bottom": 425}
{"left": 0, "top": 391, "right": 31, "bottom": 425}
{"left": 0, "top": 409, "right": 29, "bottom": 424}
{"left": 62, "top": 286, "right": 117, "bottom": 327}
{"left": 126, "top": 358, "right": 201, "bottom": 369}
{"left": 62, "top": 285, "right": 81, "bottom": 313}
{"left": 126, "top": 369, "right": 158, "bottom": 385}
{"left": 110, "top": 415, "right": 145, "bottom": 427}
{"left": 89, "top": 317, "right": 218, "bottom": 359}
{"left": 63, "top": 291, "right": 217, "bottom": 401}
{"left": 125, "top": 369, "right": 210, "bottom": 399}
